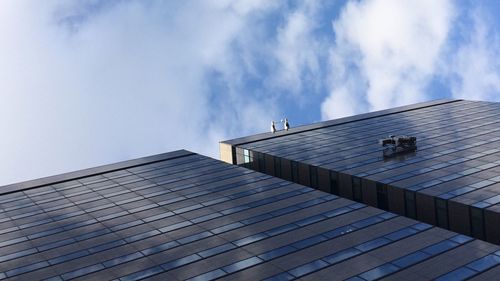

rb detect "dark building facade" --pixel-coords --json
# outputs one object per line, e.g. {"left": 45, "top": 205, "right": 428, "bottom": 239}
{"left": 1, "top": 150, "right": 500, "bottom": 280}
{"left": 221, "top": 99, "right": 500, "bottom": 245}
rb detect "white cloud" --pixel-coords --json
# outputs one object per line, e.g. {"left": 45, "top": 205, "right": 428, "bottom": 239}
{"left": 0, "top": 0, "right": 282, "bottom": 185}
{"left": 272, "top": 1, "right": 324, "bottom": 96}
{"left": 447, "top": 9, "right": 500, "bottom": 101}
{"left": 322, "top": 0, "right": 454, "bottom": 119}
{"left": 2, "top": 0, "right": 496, "bottom": 186}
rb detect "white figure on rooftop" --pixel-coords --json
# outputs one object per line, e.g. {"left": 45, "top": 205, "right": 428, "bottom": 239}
{"left": 283, "top": 118, "right": 289, "bottom": 131}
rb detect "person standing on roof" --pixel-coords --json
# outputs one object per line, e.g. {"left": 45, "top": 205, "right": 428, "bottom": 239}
{"left": 271, "top": 121, "right": 276, "bottom": 133}
{"left": 283, "top": 118, "right": 289, "bottom": 131}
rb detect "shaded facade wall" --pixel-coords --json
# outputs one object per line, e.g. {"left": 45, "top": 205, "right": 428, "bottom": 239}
{"left": 233, "top": 147, "right": 500, "bottom": 245}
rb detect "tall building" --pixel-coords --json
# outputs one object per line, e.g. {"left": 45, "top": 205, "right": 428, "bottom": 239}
{"left": 1, "top": 149, "right": 500, "bottom": 280}
{"left": 221, "top": 99, "right": 500, "bottom": 245}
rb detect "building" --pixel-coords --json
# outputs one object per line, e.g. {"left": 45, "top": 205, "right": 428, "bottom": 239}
{"left": 1, "top": 149, "right": 499, "bottom": 280}
{"left": 221, "top": 99, "right": 500, "bottom": 245}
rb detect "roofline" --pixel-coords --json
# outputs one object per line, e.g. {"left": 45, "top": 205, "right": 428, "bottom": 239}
{"left": 221, "top": 99, "right": 462, "bottom": 146}
{"left": 0, "top": 149, "right": 195, "bottom": 196}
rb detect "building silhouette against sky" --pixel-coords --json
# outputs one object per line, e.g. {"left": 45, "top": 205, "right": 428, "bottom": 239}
{"left": 1, "top": 100, "right": 500, "bottom": 280}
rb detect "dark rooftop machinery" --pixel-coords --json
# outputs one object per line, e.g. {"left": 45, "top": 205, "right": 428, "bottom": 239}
{"left": 221, "top": 99, "right": 500, "bottom": 245}
{"left": 1, "top": 150, "right": 500, "bottom": 280}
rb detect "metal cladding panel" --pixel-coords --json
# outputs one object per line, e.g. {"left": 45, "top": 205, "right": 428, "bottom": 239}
{"left": 226, "top": 100, "right": 500, "bottom": 245}
{"left": 485, "top": 206, "right": 500, "bottom": 245}
{"left": 298, "top": 162, "right": 311, "bottom": 186}
{"left": 338, "top": 173, "right": 353, "bottom": 199}
{"left": 448, "top": 199, "right": 472, "bottom": 236}
{"left": 281, "top": 158, "right": 292, "bottom": 181}
{"left": 388, "top": 184, "right": 406, "bottom": 215}
{"left": 1, "top": 149, "right": 498, "bottom": 280}
{"left": 317, "top": 167, "right": 331, "bottom": 193}
{"left": 265, "top": 154, "right": 275, "bottom": 176}
{"left": 416, "top": 192, "right": 436, "bottom": 225}
{"left": 361, "top": 179, "right": 377, "bottom": 207}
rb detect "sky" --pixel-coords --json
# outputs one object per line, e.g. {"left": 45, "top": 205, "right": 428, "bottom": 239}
{"left": 0, "top": 0, "right": 499, "bottom": 186}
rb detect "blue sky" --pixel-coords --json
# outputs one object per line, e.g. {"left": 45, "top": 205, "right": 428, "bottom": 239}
{"left": 0, "top": 0, "right": 499, "bottom": 186}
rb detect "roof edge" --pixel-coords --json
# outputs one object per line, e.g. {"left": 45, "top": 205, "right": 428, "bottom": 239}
{"left": 221, "top": 99, "right": 462, "bottom": 146}
{"left": 0, "top": 149, "right": 195, "bottom": 195}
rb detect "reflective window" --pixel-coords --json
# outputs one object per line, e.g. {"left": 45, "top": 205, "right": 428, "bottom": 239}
{"left": 392, "top": 251, "right": 429, "bottom": 268}
{"left": 435, "top": 267, "right": 476, "bottom": 281}
{"left": 243, "top": 149, "right": 250, "bottom": 163}
{"left": 422, "top": 240, "right": 457, "bottom": 255}
{"left": 358, "top": 263, "right": 399, "bottom": 280}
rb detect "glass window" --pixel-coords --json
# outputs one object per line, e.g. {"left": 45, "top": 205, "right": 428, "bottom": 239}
{"left": 355, "top": 237, "right": 391, "bottom": 252}
{"left": 258, "top": 246, "right": 295, "bottom": 261}
{"left": 422, "top": 240, "right": 457, "bottom": 255}
{"left": 392, "top": 251, "right": 429, "bottom": 268}
{"left": 385, "top": 227, "right": 417, "bottom": 241}
{"left": 359, "top": 263, "right": 399, "bottom": 280}
{"left": 376, "top": 183, "right": 388, "bottom": 210}
{"left": 449, "top": 234, "right": 472, "bottom": 244}
{"left": 467, "top": 254, "right": 500, "bottom": 272}
{"left": 243, "top": 149, "right": 250, "bottom": 163}
{"left": 351, "top": 216, "right": 383, "bottom": 228}
{"left": 435, "top": 267, "right": 476, "bottom": 281}
{"left": 288, "top": 260, "right": 329, "bottom": 278}
{"left": 323, "top": 248, "right": 361, "bottom": 264}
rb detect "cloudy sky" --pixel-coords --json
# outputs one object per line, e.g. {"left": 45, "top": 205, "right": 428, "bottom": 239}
{"left": 1, "top": 0, "right": 499, "bottom": 186}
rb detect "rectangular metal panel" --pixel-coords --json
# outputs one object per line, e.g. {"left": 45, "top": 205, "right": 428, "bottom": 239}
{"left": 416, "top": 193, "right": 436, "bottom": 225}
{"left": 387, "top": 185, "right": 405, "bottom": 215}
{"left": 281, "top": 158, "right": 292, "bottom": 181}
{"left": 338, "top": 173, "right": 353, "bottom": 199}
{"left": 298, "top": 163, "right": 311, "bottom": 186}
{"left": 484, "top": 206, "right": 500, "bottom": 245}
{"left": 265, "top": 154, "right": 275, "bottom": 176}
{"left": 448, "top": 200, "right": 471, "bottom": 236}
{"left": 361, "top": 179, "right": 377, "bottom": 207}
{"left": 317, "top": 167, "right": 330, "bottom": 193}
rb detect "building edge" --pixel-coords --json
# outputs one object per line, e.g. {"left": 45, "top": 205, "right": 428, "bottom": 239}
{"left": 219, "top": 99, "right": 462, "bottom": 164}
{"left": 0, "top": 149, "right": 195, "bottom": 196}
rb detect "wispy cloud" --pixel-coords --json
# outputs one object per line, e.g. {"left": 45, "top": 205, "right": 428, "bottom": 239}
{"left": 272, "top": 1, "right": 324, "bottom": 96}
{"left": 322, "top": 0, "right": 454, "bottom": 119}
{"left": 1, "top": 0, "right": 498, "bottom": 185}
{"left": 0, "top": 1, "right": 283, "bottom": 185}
{"left": 446, "top": 8, "right": 500, "bottom": 101}
{"left": 0, "top": 0, "right": 335, "bottom": 185}
{"left": 321, "top": 0, "right": 500, "bottom": 120}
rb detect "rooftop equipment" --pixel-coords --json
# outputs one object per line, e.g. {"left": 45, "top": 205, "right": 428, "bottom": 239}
{"left": 282, "top": 118, "right": 290, "bottom": 131}
{"left": 271, "top": 121, "right": 277, "bottom": 133}
{"left": 379, "top": 135, "right": 417, "bottom": 157}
